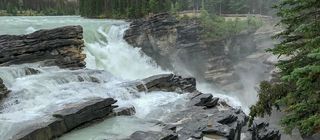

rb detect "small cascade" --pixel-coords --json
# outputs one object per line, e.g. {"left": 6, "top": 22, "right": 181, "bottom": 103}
{"left": 0, "top": 65, "right": 42, "bottom": 86}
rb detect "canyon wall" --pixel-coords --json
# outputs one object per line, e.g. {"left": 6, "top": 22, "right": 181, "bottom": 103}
{"left": 124, "top": 13, "right": 276, "bottom": 93}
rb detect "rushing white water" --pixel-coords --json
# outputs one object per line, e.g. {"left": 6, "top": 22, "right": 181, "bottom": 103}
{"left": 0, "top": 16, "right": 243, "bottom": 140}
{"left": 85, "top": 24, "right": 166, "bottom": 80}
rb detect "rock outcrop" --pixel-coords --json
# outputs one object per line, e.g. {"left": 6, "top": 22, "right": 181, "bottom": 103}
{"left": 125, "top": 74, "right": 251, "bottom": 140}
{"left": 127, "top": 92, "right": 248, "bottom": 140}
{"left": 0, "top": 78, "right": 10, "bottom": 102}
{"left": 124, "top": 13, "right": 261, "bottom": 91}
{"left": 135, "top": 74, "right": 196, "bottom": 93}
{"left": 0, "top": 25, "right": 85, "bottom": 69}
{"left": 124, "top": 13, "right": 273, "bottom": 91}
{"left": 12, "top": 98, "right": 117, "bottom": 140}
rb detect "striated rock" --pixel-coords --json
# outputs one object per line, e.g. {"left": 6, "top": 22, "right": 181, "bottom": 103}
{"left": 12, "top": 98, "right": 117, "bottom": 140}
{"left": 124, "top": 13, "right": 179, "bottom": 69}
{"left": 135, "top": 74, "right": 196, "bottom": 93}
{"left": 0, "top": 26, "right": 85, "bottom": 69}
{"left": 124, "top": 13, "right": 254, "bottom": 91}
{"left": 124, "top": 13, "right": 280, "bottom": 94}
{"left": 0, "top": 78, "right": 10, "bottom": 102}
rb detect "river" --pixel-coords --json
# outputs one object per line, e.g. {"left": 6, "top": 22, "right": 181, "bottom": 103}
{"left": 0, "top": 16, "right": 243, "bottom": 140}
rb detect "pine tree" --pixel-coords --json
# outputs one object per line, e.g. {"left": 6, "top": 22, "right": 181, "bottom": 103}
{"left": 149, "top": 0, "right": 158, "bottom": 13}
{"left": 250, "top": 0, "right": 320, "bottom": 136}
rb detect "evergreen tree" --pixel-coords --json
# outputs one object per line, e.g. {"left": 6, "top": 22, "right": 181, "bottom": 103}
{"left": 250, "top": 0, "right": 320, "bottom": 136}
{"left": 149, "top": 0, "right": 158, "bottom": 13}
{"left": 228, "top": 0, "right": 248, "bottom": 14}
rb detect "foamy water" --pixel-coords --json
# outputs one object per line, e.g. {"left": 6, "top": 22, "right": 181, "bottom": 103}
{"left": 0, "top": 16, "right": 244, "bottom": 140}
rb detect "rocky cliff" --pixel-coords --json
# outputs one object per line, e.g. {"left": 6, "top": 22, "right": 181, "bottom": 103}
{"left": 124, "top": 13, "right": 276, "bottom": 92}
{"left": 0, "top": 26, "right": 86, "bottom": 69}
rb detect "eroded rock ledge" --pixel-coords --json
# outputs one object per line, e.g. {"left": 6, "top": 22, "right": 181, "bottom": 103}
{"left": 0, "top": 25, "right": 86, "bottom": 69}
{"left": 13, "top": 98, "right": 117, "bottom": 140}
{"left": 135, "top": 74, "right": 196, "bottom": 93}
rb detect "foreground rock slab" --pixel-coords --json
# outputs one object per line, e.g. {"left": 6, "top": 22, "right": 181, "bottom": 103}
{"left": 12, "top": 98, "right": 117, "bottom": 140}
{"left": 0, "top": 26, "right": 85, "bottom": 69}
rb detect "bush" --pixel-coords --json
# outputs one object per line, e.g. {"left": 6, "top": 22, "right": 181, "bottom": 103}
{"left": 199, "top": 9, "right": 263, "bottom": 40}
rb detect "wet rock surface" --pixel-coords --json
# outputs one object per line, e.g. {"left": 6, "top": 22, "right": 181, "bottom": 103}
{"left": 127, "top": 91, "right": 248, "bottom": 140}
{"left": 12, "top": 98, "right": 117, "bottom": 140}
{"left": 135, "top": 74, "right": 196, "bottom": 93}
{"left": 0, "top": 25, "right": 86, "bottom": 69}
{"left": 0, "top": 78, "right": 10, "bottom": 102}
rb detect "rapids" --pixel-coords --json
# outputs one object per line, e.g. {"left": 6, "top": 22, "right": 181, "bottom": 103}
{"left": 0, "top": 16, "right": 243, "bottom": 140}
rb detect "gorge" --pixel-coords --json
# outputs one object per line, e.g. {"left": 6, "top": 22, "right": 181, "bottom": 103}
{"left": 0, "top": 15, "right": 279, "bottom": 140}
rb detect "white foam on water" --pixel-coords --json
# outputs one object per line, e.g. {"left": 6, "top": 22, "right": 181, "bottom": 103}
{"left": 197, "top": 82, "right": 247, "bottom": 113}
{"left": 0, "top": 16, "right": 170, "bottom": 139}
{"left": 84, "top": 24, "right": 167, "bottom": 80}
{"left": 0, "top": 16, "right": 245, "bottom": 139}
{"left": 59, "top": 116, "right": 162, "bottom": 140}
{"left": 25, "top": 26, "right": 36, "bottom": 34}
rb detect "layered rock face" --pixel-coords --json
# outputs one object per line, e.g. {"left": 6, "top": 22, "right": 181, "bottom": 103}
{"left": 124, "top": 13, "right": 261, "bottom": 91}
{"left": 124, "top": 13, "right": 273, "bottom": 91}
{"left": 0, "top": 26, "right": 86, "bottom": 69}
{"left": 125, "top": 13, "right": 180, "bottom": 69}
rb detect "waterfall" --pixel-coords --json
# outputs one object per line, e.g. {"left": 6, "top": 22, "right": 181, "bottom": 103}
{"left": 85, "top": 23, "right": 166, "bottom": 80}
{"left": 0, "top": 16, "right": 243, "bottom": 139}
{"left": 0, "top": 16, "right": 185, "bottom": 140}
